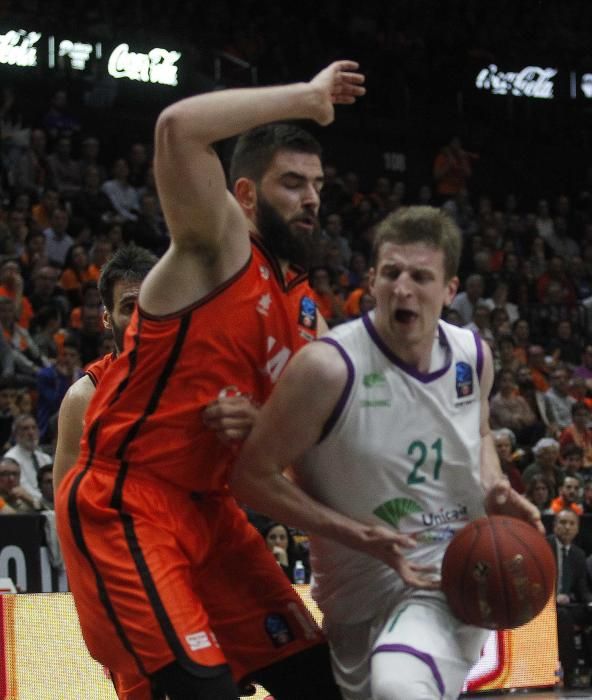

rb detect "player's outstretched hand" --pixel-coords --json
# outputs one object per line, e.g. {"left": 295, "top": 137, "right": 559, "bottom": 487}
{"left": 202, "top": 395, "right": 259, "bottom": 444}
{"left": 484, "top": 477, "right": 545, "bottom": 534}
{"left": 309, "top": 61, "right": 366, "bottom": 126}
{"left": 358, "top": 525, "right": 440, "bottom": 590}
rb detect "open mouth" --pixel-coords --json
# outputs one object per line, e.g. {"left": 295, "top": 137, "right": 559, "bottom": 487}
{"left": 395, "top": 309, "right": 418, "bottom": 323}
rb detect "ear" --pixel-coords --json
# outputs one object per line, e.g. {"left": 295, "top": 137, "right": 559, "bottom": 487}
{"left": 444, "top": 276, "right": 460, "bottom": 306}
{"left": 368, "top": 267, "right": 377, "bottom": 297}
{"left": 234, "top": 178, "right": 257, "bottom": 219}
{"left": 103, "top": 309, "right": 112, "bottom": 330}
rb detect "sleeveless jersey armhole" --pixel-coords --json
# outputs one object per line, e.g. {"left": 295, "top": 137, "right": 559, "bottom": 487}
{"left": 317, "top": 338, "right": 355, "bottom": 443}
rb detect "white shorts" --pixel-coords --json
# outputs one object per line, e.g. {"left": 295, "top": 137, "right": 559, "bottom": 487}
{"left": 324, "top": 592, "right": 489, "bottom": 700}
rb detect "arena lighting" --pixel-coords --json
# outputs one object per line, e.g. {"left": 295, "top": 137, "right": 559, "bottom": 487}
{"left": 107, "top": 43, "right": 181, "bottom": 86}
{"left": 475, "top": 64, "right": 557, "bottom": 98}
{"left": 0, "top": 29, "right": 41, "bottom": 67}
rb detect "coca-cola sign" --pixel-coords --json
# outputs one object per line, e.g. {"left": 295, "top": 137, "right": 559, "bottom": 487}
{"left": 0, "top": 29, "right": 41, "bottom": 67}
{"left": 107, "top": 43, "right": 181, "bottom": 86}
{"left": 475, "top": 64, "right": 557, "bottom": 99}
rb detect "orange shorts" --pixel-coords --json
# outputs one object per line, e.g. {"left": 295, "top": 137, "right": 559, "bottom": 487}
{"left": 56, "top": 465, "right": 323, "bottom": 689}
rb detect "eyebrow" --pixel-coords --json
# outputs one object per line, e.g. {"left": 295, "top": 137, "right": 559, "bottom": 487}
{"left": 280, "top": 171, "right": 324, "bottom": 184}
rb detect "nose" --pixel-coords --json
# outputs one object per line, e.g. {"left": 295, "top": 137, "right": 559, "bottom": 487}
{"left": 302, "top": 183, "right": 320, "bottom": 212}
{"left": 393, "top": 271, "right": 412, "bottom": 298}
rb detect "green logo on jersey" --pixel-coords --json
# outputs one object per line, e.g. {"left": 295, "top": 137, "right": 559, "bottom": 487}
{"left": 363, "top": 372, "right": 386, "bottom": 388}
{"left": 374, "top": 497, "right": 423, "bottom": 528}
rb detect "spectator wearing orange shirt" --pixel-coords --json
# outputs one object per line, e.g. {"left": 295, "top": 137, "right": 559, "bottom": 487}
{"left": 527, "top": 344, "right": 552, "bottom": 392}
{"left": 560, "top": 402, "right": 592, "bottom": 469}
{"left": 59, "top": 244, "right": 100, "bottom": 307}
{"left": 550, "top": 476, "right": 583, "bottom": 515}
{"left": 433, "top": 136, "right": 475, "bottom": 201}
{"left": 31, "top": 188, "right": 60, "bottom": 231}
{"left": 0, "top": 259, "right": 33, "bottom": 328}
{"left": 309, "top": 266, "right": 344, "bottom": 328}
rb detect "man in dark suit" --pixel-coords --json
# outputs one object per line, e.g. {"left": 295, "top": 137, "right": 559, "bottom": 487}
{"left": 548, "top": 509, "right": 592, "bottom": 688}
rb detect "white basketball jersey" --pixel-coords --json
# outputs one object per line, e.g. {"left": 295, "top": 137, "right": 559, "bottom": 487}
{"left": 295, "top": 314, "right": 486, "bottom": 622}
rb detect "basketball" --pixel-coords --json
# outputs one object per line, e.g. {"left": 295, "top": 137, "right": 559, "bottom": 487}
{"left": 441, "top": 515, "right": 556, "bottom": 630}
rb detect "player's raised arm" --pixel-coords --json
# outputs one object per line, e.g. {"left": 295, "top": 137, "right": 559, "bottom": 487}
{"left": 153, "top": 61, "right": 365, "bottom": 255}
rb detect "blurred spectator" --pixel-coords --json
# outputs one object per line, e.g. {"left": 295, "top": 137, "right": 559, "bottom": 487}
{"left": 515, "top": 363, "right": 554, "bottom": 435}
{"left": 70, "top": 165, "right": 115, "bottom": 231}
{"left": 449, "top": 273, "right": 484, "bottom": 325}
{"left": 559, "top": 402, "right": 592, "bottom": 469}
{"left": 47, "top": 135, "right": 82, "bottom": 200}
{"left": 547, "top": 319, "right": 583, "bottom": 368}
{"left": 546, "top": 365, "right": 577, "bottom": 433}
{"left": 79, "top": 136, "right": 106, "bottom": 182}
{"left": 127, "top": 143, "right": 150, "bottom": 188}
{"left": 320, "top": 212, "right": 351, "bottom": 268}
{"left": 123, "top": 193, "right": 168, "bottom": 255}
{"left": 309, "top": 266, "right": 344, "bottom": 328}
{"left": 42, "top": 89, "right": 80, "bottom": 141}
{"left": 522, "top": 437, "right": 563, "bottom": 495}
{"left": 560, "top": 444, "right": 586, "bottom": 487}
{"left": 432, "top": 137, "right": 474, "bottom": 202}
{"left": 550, "top": 476, "right": 583, "bottom": 515}
{"left": 4, "top": 413, "right": 52, "bottom": 499}
{"left": 30, "top": 305, "right": 64, "bottom": 359}
{"left": 36, "top": 340, "right": 82, "bottom": 443}
{"left": 0, "top": 456, "right": 40, "bottom": 512}
{"left": 536, "top": 256, "right": 577, "bottom": 305}
{"left": 43, "top": 208, "right": 74, "bottom": 266}
{"left": 0, "top": 377, "right": 17, "bottom": 451}
{"left": 490, "top": 369, "right": 537, "bottom": 444}
{"left": 0, "top": 259, "right": 33, "bottom": 328}
{"left": 59, "top": 244, "right": 100, "bottom": 308}
{"left": 69, "top": 303, "right": 104, "bottom": 364}
{"left": 261, "top": 521, "right": 310, "bottom": 584}
{"left": 28, "top": 265, "right": 69, "bottom": 316}
{"left": 496, "top": 334, "right": 521, "bottom": 374}
{"left": 37, "top": 463, "right": 54, "bottom": 510}
{"left": 0, "top": 295, "right": 47, "bottom": 387}
{"left": 31, "top": 188, "right": 60, "bottom": 230}
{"left": 573, "top": 344, "right": 592, "bottom": 390}
{"left": 483, "top": 280, "right": 519, "bottom": 324}
{"left": 11, "top": 128, "right": 51, "bottom": 197}
{"left": 525, "top": 474, "right": 553, "bottom": 515}
{"left": 527, "top": 344, "right": 551, "bottom": 392}
{"left": 551, "top": 511, "right": 592, "bottom": 690}
{"left": 19, "top": 230, "right": 49, "bottom": 281}
{"left": 511, "top": 318, "right": 531, "bottom": 365}
{"left": 464, "top": 302, "right": 494, "bottom": 345}
{"left": 493, "top": 428, "right": 524, "bottom": 493}
{"left": 101, "top": 158, "right": 140, "bottom": 222}
{"left": 343, "top": 272, "right": 371, "bottom": 319}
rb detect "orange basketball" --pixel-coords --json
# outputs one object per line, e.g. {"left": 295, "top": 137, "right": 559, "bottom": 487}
{"left": 441, "top": 515, "right": 556, "bottom": 630}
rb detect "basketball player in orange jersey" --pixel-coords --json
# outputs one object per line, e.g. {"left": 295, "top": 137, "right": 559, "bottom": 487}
{"left": 56, "top": 61, "right": 368, "bottom": 700}
{"left": 53, "top": 245, "right": 158, "bottom": 492}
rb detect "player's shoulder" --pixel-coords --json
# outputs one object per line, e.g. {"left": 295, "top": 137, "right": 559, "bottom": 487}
{"left": 63, "top": 373, "right": 96, "bottom": 409}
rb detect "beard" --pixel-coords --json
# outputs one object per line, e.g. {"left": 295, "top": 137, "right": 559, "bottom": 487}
{"left": 256, "top": 194, "right": 317, "bottom": 270}
{"left": 111, "top": 319, "right": 126, "bottom": 354}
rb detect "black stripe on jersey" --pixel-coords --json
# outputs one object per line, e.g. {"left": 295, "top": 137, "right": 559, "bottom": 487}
{"left": 108, "top": 317, "right": 142, "bottom": 408}
{"left": 67, "top": 420, "right": 149, "bottom": 678}
{"left": 108, "top": 312, "right": 228, "bottom": 678}
{"left": 85, "top": 370, "right": 98, "bottom": 387}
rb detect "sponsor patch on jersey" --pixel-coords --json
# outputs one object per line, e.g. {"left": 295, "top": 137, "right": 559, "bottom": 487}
{"left": 257, "top": 292, "right": 272, "bottom": 316}
{"left": 264, "top": 613, "right": 294, "bottom": 647}
{"left": 363, "top": 371, "right": 386, "bottom": 388}
{"left": 299, "top": 296, "right": 317, "bottom": 330}
{"left": 259, "top": 265, "right": 270, "bottom": 280}
{"left": 455, "top": 361, "right": 473, "bottom": 398}
{"left": 185, "top": 631, "right": 211, "bottom": 651}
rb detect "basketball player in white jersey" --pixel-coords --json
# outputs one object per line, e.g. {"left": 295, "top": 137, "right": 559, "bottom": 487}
{"left": 232, "top": 206, "right": 542, "bottom": 700}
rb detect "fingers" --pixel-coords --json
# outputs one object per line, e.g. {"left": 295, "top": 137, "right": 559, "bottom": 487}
{"left": 399, "top": 563, "right": 441, "bottom": 590}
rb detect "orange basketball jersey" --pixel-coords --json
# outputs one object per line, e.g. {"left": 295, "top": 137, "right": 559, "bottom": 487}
{"left": 85, "top": 352, "right": 117, "bottom": 387}
{"left": 78, "top": 238, "right": 318, "bottom": 492}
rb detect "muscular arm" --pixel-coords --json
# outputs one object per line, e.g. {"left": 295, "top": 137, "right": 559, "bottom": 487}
{"left": 231, "top": 341, "right": 437, "bottom": 587}
{"left": 479, "top": 341, "right": 544, "bottom": 531}
{"left": 53, "top": 375, "right": 95, "bottom": 492}
{"left": 141, "top": 61, "right": 365, "bottom": 316}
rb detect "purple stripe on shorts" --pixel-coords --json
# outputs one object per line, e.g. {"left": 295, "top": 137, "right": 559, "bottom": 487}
{"left": 473, "top": 331, "right": 484, "bottom": 383}
{"left": 371, "top": 643, "right": 445, "bottom": 697}
{"left": 317, "top": 338, "right": 355, "bottom": 443}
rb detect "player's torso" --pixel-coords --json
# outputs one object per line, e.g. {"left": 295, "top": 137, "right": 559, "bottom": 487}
{"left": 296, "top": 317, "right": 486, "bottom": 617}
{"left": 85, "top": 352, "right": 117, "bottom": 387}
{"left": 81, "top": 242, "right": 317, "bottom": 491}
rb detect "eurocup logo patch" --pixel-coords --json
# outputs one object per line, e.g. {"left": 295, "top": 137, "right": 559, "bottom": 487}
{"left": 455, "top": 361, "right": 473, "bottom": 398}
{"left": 299, "top": 296, "right": 317, "bottom": 330}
